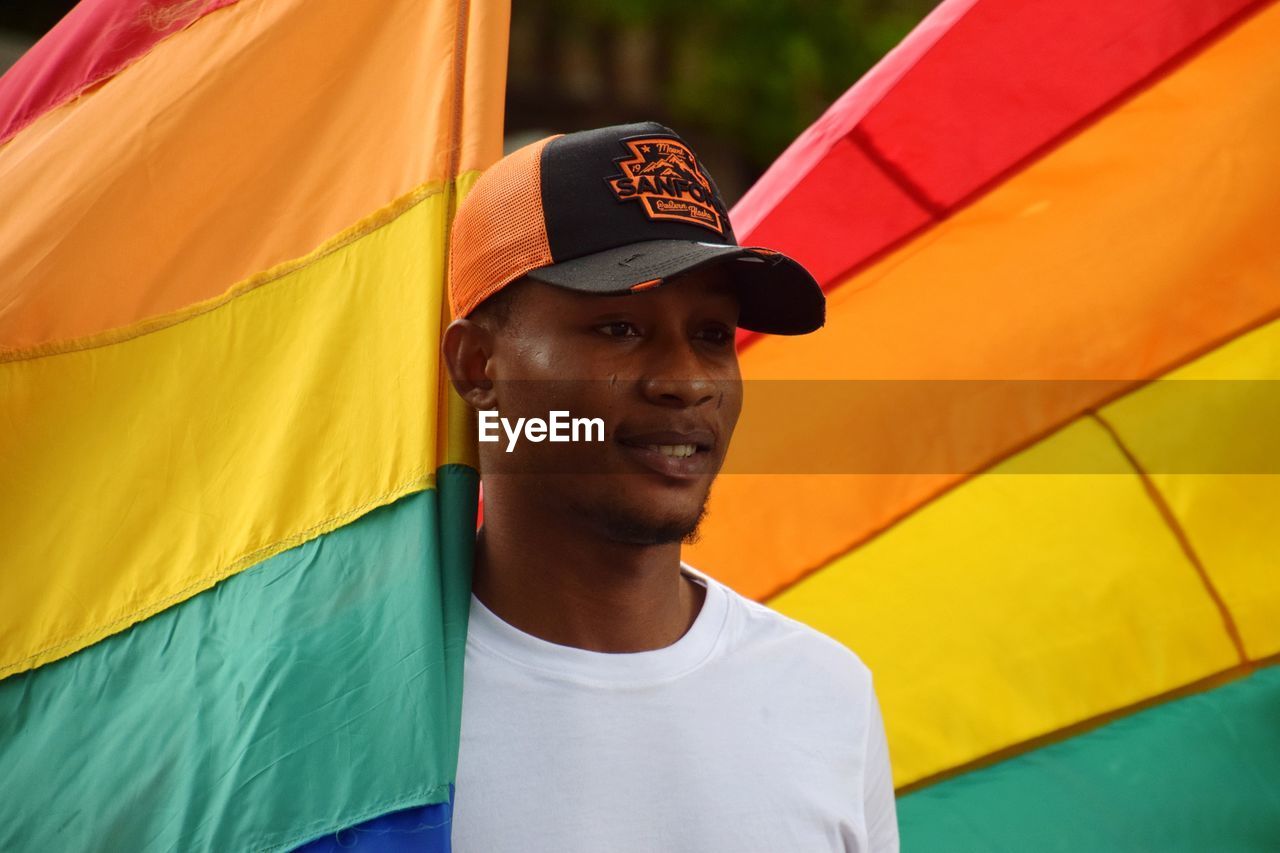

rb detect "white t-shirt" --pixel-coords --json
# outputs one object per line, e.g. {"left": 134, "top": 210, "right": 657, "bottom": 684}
{"left": 451, "top": 565, "right": 899, "bottom": 853}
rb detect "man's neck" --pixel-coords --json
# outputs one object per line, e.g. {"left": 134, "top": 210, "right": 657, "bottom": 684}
{"left": 473, "top": 493, "right": 705, "bottom": 654}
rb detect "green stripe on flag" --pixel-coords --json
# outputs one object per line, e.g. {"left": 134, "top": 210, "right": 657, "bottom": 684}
{"left": 899, "top": 663, "right": 1280, "bottom": 852}
{"left": 0, "top": 466, "right": 477, "bottom": 852}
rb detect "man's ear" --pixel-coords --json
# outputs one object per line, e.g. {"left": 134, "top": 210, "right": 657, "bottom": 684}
{"left": 442, "top": 318, "right": 500, "bottom": 411}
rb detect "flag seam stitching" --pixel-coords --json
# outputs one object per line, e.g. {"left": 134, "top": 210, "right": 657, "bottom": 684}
{"left": 0, "top": 176, "right": 471, "bottom": 364}
{"left": 253, "top": 783, "right": 454, "bottom": 853}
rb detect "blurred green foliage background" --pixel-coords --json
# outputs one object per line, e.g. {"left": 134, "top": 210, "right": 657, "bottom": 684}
{"left": 506, "top": 0, "right": 940, "bottom": 201}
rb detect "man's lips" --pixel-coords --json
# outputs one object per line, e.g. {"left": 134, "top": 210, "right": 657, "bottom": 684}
{"left": 615, "top": 429, "right": 717, "bottom": 480}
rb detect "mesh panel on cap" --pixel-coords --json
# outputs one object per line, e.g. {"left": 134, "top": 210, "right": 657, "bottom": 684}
{"left": 449, "top": 135, "right": 560, "bottom": 318}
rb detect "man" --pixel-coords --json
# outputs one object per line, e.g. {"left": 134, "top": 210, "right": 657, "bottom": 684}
{"left": 442, "top": 122, "right": 898, "bottom": 852}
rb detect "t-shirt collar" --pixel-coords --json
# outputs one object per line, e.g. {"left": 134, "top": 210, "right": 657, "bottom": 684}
{"left": 466, "top": 563, "right": 729, "bottom": 686}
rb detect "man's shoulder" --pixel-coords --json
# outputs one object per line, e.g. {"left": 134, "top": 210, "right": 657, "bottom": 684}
{"left": 685, "top": 563, "right": 873, "bottom": 695}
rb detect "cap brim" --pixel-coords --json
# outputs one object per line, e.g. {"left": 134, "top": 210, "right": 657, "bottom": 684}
{"left": 523, "top": 239, "right": 825, "bottom": 335}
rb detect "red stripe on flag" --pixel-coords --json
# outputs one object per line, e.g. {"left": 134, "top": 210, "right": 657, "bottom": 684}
{"left": 0, "top": 0, "right": 238, "bottom": 146}
{"left": 860, "top": 0, "right": 1268, "bottom": 211}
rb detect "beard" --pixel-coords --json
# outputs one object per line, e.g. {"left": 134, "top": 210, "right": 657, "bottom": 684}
{"left": 571, "top": 490, "right": 710, "bottom": 547}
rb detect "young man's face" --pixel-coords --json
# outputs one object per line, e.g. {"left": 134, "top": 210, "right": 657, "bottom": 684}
{"left": 471, "top": 265, "right": 744, "bottom": 545}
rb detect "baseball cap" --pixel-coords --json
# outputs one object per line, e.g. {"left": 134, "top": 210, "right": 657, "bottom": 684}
{"left": 449, "top": 122, "right": 825, "bottom": 335}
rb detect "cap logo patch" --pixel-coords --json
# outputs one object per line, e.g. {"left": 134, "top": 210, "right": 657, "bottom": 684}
{"left": 606, "top": 137, "right": 725, "bottom": 235}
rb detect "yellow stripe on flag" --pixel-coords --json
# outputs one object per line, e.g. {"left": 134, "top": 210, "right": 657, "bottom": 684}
{"left": 1101, "top": 316, "right": 1280, "bottom": 660}
{"left": 0, "top": 178, "right": 477, "bottom": 677}
{"left": 768, "top": 416, "right": 1242, "bottom": 786}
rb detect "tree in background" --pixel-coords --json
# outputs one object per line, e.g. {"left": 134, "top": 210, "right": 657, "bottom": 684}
{"left": 507, "top": 0, "right": 938, "bottom": 202}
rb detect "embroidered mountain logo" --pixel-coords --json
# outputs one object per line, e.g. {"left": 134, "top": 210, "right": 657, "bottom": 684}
{"left": 606, "top": 137, "right": 725, "bottom": 235}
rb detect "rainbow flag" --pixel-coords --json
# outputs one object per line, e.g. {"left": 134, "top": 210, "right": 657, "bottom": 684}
{"left": 0, "top": 0, "right": 506, "bottom": 848}
{"left": 693, "top": 0, "right": 1280, "bottom": 847}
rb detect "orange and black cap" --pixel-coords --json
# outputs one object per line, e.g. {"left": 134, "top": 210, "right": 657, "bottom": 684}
{"left": 449, "top": 121, "right": 825, "bottom": 335}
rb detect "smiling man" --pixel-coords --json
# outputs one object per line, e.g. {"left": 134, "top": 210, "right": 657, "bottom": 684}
{"left": 442, "top": 123, "right": 898, "bottom": 852}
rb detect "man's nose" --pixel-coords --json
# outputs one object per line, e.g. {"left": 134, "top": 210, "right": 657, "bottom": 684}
{"left": 638, "top": 341, "right": 718, "bottom": 409}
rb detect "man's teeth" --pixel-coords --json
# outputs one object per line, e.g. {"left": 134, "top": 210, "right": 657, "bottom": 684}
{"left": 647, "top": 443, "right": 697, "bottom": 458}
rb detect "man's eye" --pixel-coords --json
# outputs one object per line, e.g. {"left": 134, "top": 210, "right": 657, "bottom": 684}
{"left": 597, "top": 321, "right": 641, "bottom": 338}
{"left": 697, "top": 325, "right": 735, "bottom": 347}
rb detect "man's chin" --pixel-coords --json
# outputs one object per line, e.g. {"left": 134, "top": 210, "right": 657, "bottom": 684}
{"left": 584, "top": 501, "right": 708, "bottom": 548}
